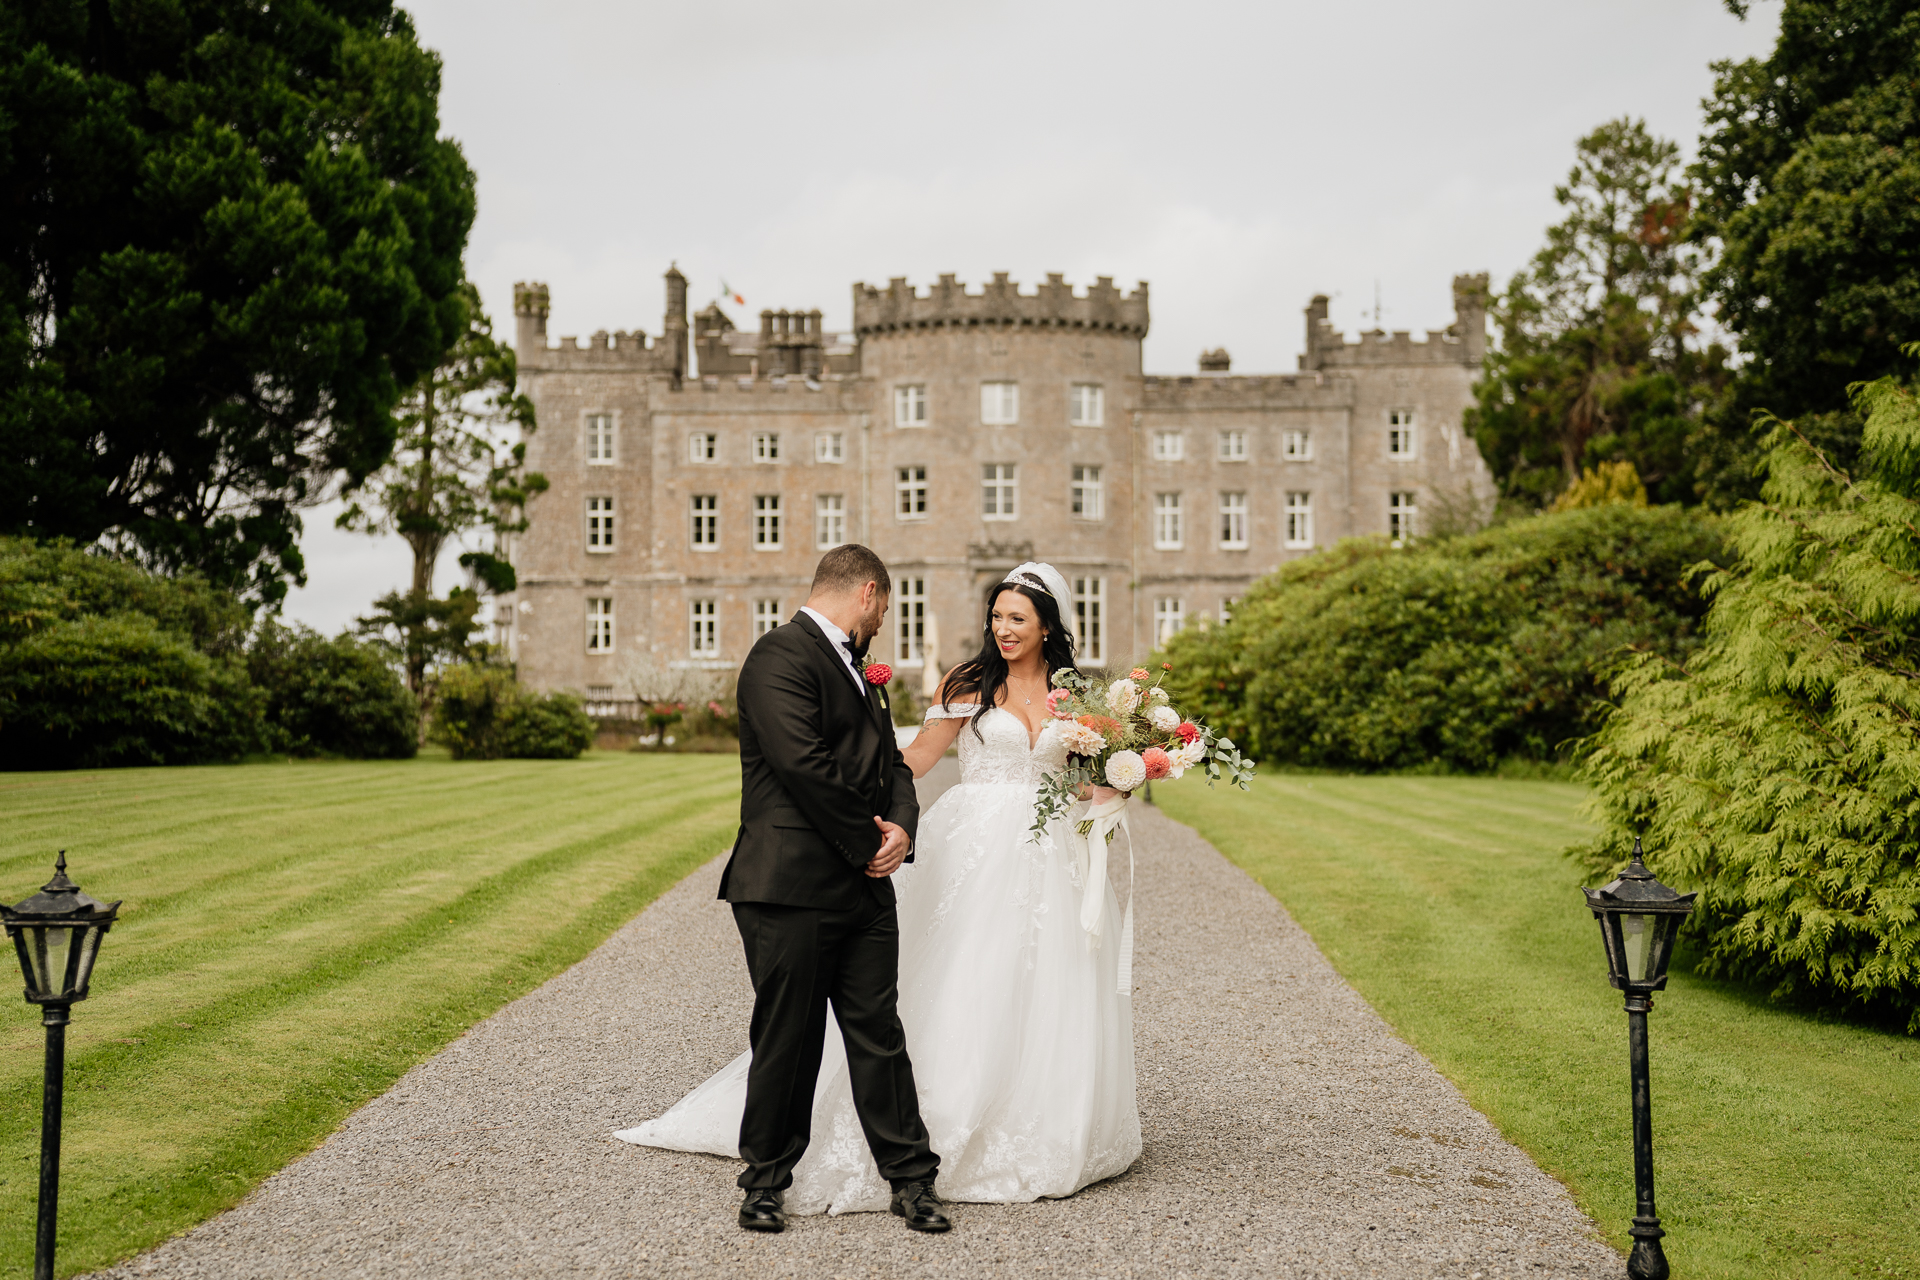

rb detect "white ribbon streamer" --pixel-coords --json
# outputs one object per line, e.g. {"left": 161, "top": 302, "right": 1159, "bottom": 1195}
{"left": 1067, "top": 794, "right": 1137, "bottom": 997}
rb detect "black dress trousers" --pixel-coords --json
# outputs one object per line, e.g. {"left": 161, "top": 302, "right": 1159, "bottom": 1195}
{"left": 731, "top": 894, "right": 939, "bottom": 1191}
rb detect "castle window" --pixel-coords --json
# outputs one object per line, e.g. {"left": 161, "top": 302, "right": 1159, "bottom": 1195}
{"left": 753, "top": 494, "right": 783, "bottom": 549}
{"left": 1285, "top": 492, "right": 1314, "bottom": 548}
{"left": 1388, "top": 409, "right": 1417, "bottom": 459}
{"left": 1069, "top": 384, "right": 1104, "bottom": 426}
{"left": 586, "top": 597, "right": 614, "bottom": 653}
{"left": 895, "top": 577, "right": 927, "bottom": 664}
{"left": 815, "top": 431, "right": 844, "bottom": 462}
{"left": 1074, "top": 576, "right": 1106, "bottom": 665}
{"left": 1071, "top": 465, "right": 1103, "bottom": 520}
{"left": 1219, "top": 492, "right": 1248, "bottom": 549}
{"left": 753, "top": 598, "right": 783, "bottom": 639}
{"left": 1152, "top": 431, "right": 1184, "bottom": 461}
{"left": 981, "top": 382, "right": 1019, "bottom": 426}
{"left": 896, "top": 466, "right": 928, "bottom": 520}
{"left": 753, "top": 432, "right": 781, "bottom": 462}
{"left": 895, "top": 385, "right": 928, "bottom": 427}
{"left": 688, "top": 432, "right": 717, "bottom": 463}
{"left": 689, "top": 598, "right": 718, "bottom": 658}
{"left": 815, "top": 494, "right": 846, "bottom": 550}
{"left": 1154, "top": 597, "right": 1186, "bottom": 645}
{"left": 1389, "top": 491, "right": 1417, "bottom": 544}
{"left": 982, "top": 463, "right": 1018, "bottom": 520}
{"left": 587, "top": 414, "right": 616, "bottom": 465}
{"left": 585, "top": 496, "right": 615, "bottom": 553}
{"left": 1153, "top": 492, "right": 1183, "bottom": 549}
{"left": 690, "top": 494, "right": 718, "bottom": 549}
{"left": 1283, "top": 430, "right": 1311, "bottom": 461}
{"left": 1218, "top": 430, "right": 1247, "bottom": 461}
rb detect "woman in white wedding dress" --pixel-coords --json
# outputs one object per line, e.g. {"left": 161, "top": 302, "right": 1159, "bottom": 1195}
{"left": 618, "top": 561, "right": 1141, "bottom": 1214}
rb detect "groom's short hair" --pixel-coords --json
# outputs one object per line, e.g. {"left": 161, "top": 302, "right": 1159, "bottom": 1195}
{"left": 811, "top": 544, "right": 891, "bottom": 597}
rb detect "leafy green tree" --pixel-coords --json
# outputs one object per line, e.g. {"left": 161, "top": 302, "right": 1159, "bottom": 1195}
{"left": 1575, "top": 354, "right": 1920, "bottom": 1032}
{"left": 341, "top": 280, "right": 543, "bottom": 695}
{"left": 1693, "top": 0, "right": 1920, "bottom": 496}
{"left": 430, "top": 663, "right": 592, "bottom": 761}
{"left": 0, "top": 2, "right": 476, "bottom": 604}
{"left": 1470, "top": 119, "right": 1727, "bottom": 508}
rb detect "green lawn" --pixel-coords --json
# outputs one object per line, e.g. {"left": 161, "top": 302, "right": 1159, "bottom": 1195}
{"left": 1156, "top": 774, "right": 1919, "bottom": 1280}
{"left": 0, "top": 752, "right": 741, "bottom": 1278}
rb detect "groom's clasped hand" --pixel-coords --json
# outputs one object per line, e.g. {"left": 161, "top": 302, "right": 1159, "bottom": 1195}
{"left": 868, "top": 817, "right": 910, "bottom": 878}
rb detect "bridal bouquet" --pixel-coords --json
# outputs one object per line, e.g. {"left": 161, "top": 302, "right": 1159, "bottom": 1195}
{"left": 1029, "top": 664, "right": 1256, "bottom": 838}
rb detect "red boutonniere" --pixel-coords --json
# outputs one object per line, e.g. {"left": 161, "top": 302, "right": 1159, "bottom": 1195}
{"left": 863, "top": 660, "right": 893, "bottom": 686}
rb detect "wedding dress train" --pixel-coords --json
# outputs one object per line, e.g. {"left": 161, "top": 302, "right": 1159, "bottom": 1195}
{"left": 617, "top": 703, "right": 1141, "bottom": 1213}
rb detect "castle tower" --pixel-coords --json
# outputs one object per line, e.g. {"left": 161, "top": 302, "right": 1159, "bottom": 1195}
{"left": 513, "top": 281, "right": 550, "bottom": 359}
{"left": 662, "top": 263, "right": 688, "bottom": 386}
{"left": 1451, "top": 273, "right": 1490, "bottom": 365}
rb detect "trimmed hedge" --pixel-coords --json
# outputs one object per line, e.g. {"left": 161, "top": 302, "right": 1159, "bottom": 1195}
{"left": 248, "top": 622, "right": 418, "bottom": 759}
{"left": 430, "top": 664, "right": 593, "bottom": 760}
{"left": 1161, "top": 504, "right": 1727, "bottom": 772}
{"left": 1575, "top": 367, "right": 1920, "bottom": 1032}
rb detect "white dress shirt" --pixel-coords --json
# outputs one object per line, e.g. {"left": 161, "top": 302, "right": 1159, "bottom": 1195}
{"left": 799, "top": 606, "right": 867, "bottom": 692}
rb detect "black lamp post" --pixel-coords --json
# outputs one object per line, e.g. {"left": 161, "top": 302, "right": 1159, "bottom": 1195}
{"left": 1, "top": 853, "right": 120, "bottom": 1280}
{"left": 1583, "top": 836, "right": 1696, "bottom": 1280}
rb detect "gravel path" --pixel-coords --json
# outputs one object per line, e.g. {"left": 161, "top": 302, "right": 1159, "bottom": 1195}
{"left": 92, "top": 766, "right": 1619, "bottom": 1279}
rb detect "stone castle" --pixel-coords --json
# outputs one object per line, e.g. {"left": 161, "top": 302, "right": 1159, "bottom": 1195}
{"left": 500, "top": 266, "right": 1495, "bottom": 696}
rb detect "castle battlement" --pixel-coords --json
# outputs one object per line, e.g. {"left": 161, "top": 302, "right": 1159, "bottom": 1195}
{"left": 852, "top": 272, "right": 1149, "bottom": 337}
{"left": 1299, "top": 273, "right": 1488, "bottom": 372}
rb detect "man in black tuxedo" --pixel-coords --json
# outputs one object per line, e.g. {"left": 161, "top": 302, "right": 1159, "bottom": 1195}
{"left": 721, "top": 543, "right": 948, "bottom": 1234}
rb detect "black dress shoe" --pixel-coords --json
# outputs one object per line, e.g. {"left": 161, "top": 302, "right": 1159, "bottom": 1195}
{"left": 889, "top": 1179, "right": 951, "bottom": 1232}
{"left": 738, "top": 1188, "right": 786, "bottom": 1232}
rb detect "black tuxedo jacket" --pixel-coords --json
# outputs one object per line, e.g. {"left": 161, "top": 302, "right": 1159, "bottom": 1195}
{"left": 719, "top": 611, "right": 919, "bottom": 909}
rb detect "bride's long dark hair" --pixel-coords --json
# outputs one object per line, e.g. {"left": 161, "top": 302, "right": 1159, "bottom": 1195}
{"left": 940, "top": 580, "right": 1079, "bottom": 738}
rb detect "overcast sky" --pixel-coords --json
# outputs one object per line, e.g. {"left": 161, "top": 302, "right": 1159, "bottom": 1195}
{"left": 280, "top": 0, "right": 1781, "bottom": 635}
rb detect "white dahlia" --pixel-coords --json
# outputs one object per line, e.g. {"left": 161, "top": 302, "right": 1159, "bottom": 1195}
{"left": 1061, "top": 721, "right": 1106, "bottom": 755}
{"left": 1149, "top": 686, "right": 1171, "bottom": 704}
{"left": 1147, "top": 704, "right": 1181, "bottom": 732}
{"left": 1106, "top": 678, "right": 1140, "bottom": 714}
{"left": 1104, "top": 749, "right": 1147, "bottom": 791}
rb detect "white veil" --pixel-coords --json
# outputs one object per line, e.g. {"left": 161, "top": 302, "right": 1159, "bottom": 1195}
{"left": 1000, "top": 562, "right": 1076, "bottom": 649}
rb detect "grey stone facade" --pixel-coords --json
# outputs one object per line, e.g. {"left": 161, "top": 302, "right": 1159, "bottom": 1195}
{"left": 501, "top": 267, "right": 1494, "bottom": 695}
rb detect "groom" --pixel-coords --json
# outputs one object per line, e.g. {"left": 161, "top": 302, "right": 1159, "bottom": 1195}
{"left": 721, "top": 543, "right": 949, "bottom": 1234}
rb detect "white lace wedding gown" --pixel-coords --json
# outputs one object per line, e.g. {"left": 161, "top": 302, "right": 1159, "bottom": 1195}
{"left": 616, "top": 703, "right": 1141, "bottom": 1214}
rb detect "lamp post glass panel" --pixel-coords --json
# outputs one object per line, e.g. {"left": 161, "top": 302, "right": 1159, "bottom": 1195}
{"left": 2, "top": 853, "right": 120, "bottom": 1280}
{"left": 1582, "top": 837, "right": 1696, "bottom": 1280}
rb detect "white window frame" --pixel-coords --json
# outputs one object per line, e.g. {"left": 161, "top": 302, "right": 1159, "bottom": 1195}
{"left": 1389, "top": 491, "right": 1417, "bottom": 544}
{"left": 1285, "top": 492, "right": 1314, "bottom": 549}
{"left": 1219, "top": 492, "right": 1248, "bottom": 550}
{"left": 1071, "top": 464, "right": 1103, "bottom": 520}
{"left": 586, "top": 413, "right": 616, "bottom": 465}
{"left": 688, "top": 431, "right": 718, "bottom": 464}
{"left": 815, "top": 493, "right": 846, "bottom": 550}
{"left": 586, "top": 597, "right": 614, "bottom": 653}
{"left": 980, "top": 381, "right": 1019, "bottom": 426}
{"left": 896, "top": 465, "right": 928, "bottom": 520}
{"left": 753, "top": 494, "right": 783, "bottom": 549}
{"left": 982, "top": 463, "right": 1018, "bottom": 520}
{"left": 690, "top": 494, "right": 718, "bottom": 550}
{"left": 1388, "top": 409, "right": 1417, "bottom": 459}
{"left": 1073, "top": 576, "right": 1106, "bottom": 665}
{"left": 895, "top": 576, "right": 927, "bottom": 665}
{"left": 894, "top": 384, "right": 928, "bottom": 427}
{"left": 1153, "top": 492, "right": 1183, "bottom": 549}
{"left": 1220, "top": 596, "right": 1237, "bottom": 623}
{"left": 815, "top": 431, "right": 844, "bottom": 463}
{"left": 585, "top": 495, "right": 615, "bottom": 553}
{"left": 752, "top": 431, "right": 781, "bottom": 462}
{"left": 1218, "top": 429, "right": 1247, "bottom": 461}
{"left": 1282, "top": 429, "right": 1312, "bottom": 461}
{"left": 1154, "top": 597, "right": 1185, "bottom": 645}
{"left": 752, "top": 598, "right": 782, "bottom": 639}
{"left": 1152, "top": 430, "right": 1185, "bottom": 461}
{"left": 1069, "top": 383, "right": 1104, "bottom": 426}
{"left": 688, "top": 598, "right": 718, "bottom": 658}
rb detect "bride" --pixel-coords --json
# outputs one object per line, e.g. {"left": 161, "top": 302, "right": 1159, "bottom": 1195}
{"left": 618, "top": 561, "right": 1141, "bottom": 1214}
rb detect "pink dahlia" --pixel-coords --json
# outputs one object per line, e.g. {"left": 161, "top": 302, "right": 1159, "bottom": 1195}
{"left": 1141, "top": 747, "right": 1173, "bottom": 780}
{"left": 1046, "top": 688, "right": 1073, "bottom": 718}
